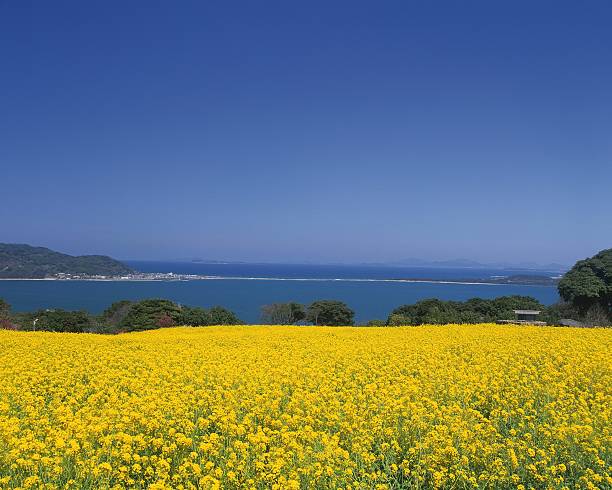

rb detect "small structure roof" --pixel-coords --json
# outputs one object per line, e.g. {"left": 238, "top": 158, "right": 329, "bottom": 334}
{"left": 513, "top": 310, "right": 541, "bottom": 315}
{"left": 559, "top": 318, "right": 583, "bottom": 327}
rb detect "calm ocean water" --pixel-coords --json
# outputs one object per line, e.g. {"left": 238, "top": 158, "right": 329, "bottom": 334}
{"left": 0, "top": 262, "right": 560, "bottom": 323}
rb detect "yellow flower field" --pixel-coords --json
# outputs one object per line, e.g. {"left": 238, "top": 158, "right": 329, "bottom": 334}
{"left": 0, "top": 325, "right": 610, "bottom": 489}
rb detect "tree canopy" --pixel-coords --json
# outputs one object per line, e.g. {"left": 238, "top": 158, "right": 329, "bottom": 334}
{"left": 0, "top": 299, "right": 10, "bottom": 318}
{"left": 118, "top": 299, "right": 183, "bottom": 331}
{"left": 306, "top": 300, "right": 354, "bottom": 326}
{"left": 203, "top": 306, "right": 242, "bottom": 326}
{"left": 388, "top": 296, "right": 545, "bottom": 325}
{"left": 261, "top": 302, "right": 306, "bottom": 324}
{"left": 558, "top": 248, "right": 612, "bottom": 321}
{"left": 16, "top": 309, "right": 93, "bottom": 333}
{"left": 107, "top": 300, "right": 243, "bottom": 330}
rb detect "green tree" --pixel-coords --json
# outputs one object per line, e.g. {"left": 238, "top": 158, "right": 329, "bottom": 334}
{"left": 179, "top": 306, "right": 241, "bottom": 326}
{"left": 100, "top": 300, "right": 134, "bottom": 327}
{"left": 487, "top": 296, "right": 545, "bottom": 321}
{"left": 306, "top": 300, "right": 354, "bottom": 326}
{"left": 0, "top": 298, "right": 10, "bottom": 318}
{"left": 389, "top": 299, "right": 459, "bottom": 325}
{"left": 18, "top": 309, "right": 93, "bottom": 333}
{"left": 388, "top": 296, "right": 545, "bottom": 325}
{"left": 558, "top": 249, "right": 612, "bottom": 321}
{"left": 387, "top": 313, "right": 412, "bottom": 326}
{"left": 119, "top": 299, "right": 182, "bottom": 331}
{"left": 207, "top": 306, "right": 241, "bottom": 325}
{"left": 260, "top": 302, "right": 306, "bottom": 324}
{"left": 179, "top": 306, "right": 212, "bottom": 326}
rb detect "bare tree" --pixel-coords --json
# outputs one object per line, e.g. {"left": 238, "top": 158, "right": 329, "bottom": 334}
{"left": 260, "top": 302, "right": 305, "bottom": 325}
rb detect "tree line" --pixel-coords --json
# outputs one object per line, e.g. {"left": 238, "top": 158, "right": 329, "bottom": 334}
{"left": 260, "top": 295, "right": 607, "bottom": 327}
{"left": 261, "top": 248, "right": 611, "bottom": 327}
{"left": 0, "top": 292, "right": 607, "bottom": 334}
{"left": 0, "top": 298, "right": 241, "bottom": 334}
{"left": 0, "top": 248, "right": 610, "bottom": 332}
{"left": 557, "top": 248, "right": 611, "bottom": 325}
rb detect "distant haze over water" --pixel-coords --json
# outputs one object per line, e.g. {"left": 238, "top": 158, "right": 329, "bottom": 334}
{"left": 0, "top": 262, "right": 560, "bottom": 323}
{"left": 128, "top": 261, "right": 564, "bottom": 280}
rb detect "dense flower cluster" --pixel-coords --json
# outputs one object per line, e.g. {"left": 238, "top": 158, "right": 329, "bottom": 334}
{"left": 0, "top": 325, "right": 610, "bottom": 489}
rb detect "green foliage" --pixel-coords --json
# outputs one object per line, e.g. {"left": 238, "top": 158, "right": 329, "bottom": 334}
{"left": 539, "top": 302, "right": 580, "bottom": 325}
{"left": 179, "top": 307, "right": 212, "bottom": 326}
{"left": 365, "top": 319, "right": 386, "bottom": 327}
{"left": 17, "top": 309, "right": 94, "bottom": 333}
{"left": 260, "top": 302, "right": 306, "bottom": 324}
{"left": 387, "top": 313, "right": 412, "bottom": 326}
{"left": 101, "top": 300, "right": 134, "bottom": 326}
{"left": 207, "top": 306, "right": 242, "bottom": 325}
{"left": 558, "top": 249, "right": 612, "bottom": 320}
{"left": 179, "top": 306, "right": 242, "bottom": 326}
{"left": 388, "top": 296, "right": 546, "bottom": 325}
{"left": 0, "top": 298, "right": 10, "bottom": 318}
{"left": 470, "top": 296, "right": 544, "bottom": 322}
{"left": 94, "top": 299, "right": 244, "bottom": 332}
{"left": 391, "top": 298, "right": 462, "bottom": 325}
{"left": 119, "top": 299, "right": 182, "bottom": 332}
{"left": 306, "top": 300, "right": 354, "bottom": 326}
{"left": 0, "top": 243, "right": 133, "bottom": 278}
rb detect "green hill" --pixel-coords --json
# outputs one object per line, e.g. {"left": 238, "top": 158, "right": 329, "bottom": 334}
{"left": 0, "top": 243, "right": 134, "bottom": 278}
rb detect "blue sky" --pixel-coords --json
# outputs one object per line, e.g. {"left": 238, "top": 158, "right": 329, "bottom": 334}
{"left": 1, "top": 1, "right": 610, "bottom": 265}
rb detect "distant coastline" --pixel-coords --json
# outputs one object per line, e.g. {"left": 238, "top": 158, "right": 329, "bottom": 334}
{"left": 0, "top": 243, "right": 562, "bottom": 287}
{"left": 0, "top": 274, "right": 558, "bottom": 287}
{"left": 0, "top": 263, "right": 564, "bottom": 323}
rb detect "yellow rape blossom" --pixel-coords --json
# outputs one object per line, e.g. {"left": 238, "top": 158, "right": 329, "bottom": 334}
{"left": 0, "top": 324, "right": 609, "bottom": 488}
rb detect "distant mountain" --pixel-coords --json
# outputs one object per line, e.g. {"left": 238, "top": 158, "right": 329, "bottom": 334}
{"left": 385, "top": 258, "right": 567, "bottom": 272}
{"left": 190, "top": 259, "right": 247, "bottom": 264}
{"left": 0, "top": 243, "right": 134, "bottom": 278}
{"left": 427, "top": 259, "right": 488, "bottom": 268}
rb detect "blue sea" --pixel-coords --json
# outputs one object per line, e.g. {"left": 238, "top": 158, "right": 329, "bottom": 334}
{"left": 0, "top": 262, "right": 560, "bottom": 323}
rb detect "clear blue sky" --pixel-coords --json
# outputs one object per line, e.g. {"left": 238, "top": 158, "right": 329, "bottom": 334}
{"left": 1, "top": 1, "right": 610, "bottom": 265}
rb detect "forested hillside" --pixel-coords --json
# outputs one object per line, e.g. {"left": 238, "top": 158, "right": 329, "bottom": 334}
{"left": 0, "top": 243, "right": 133, "bottom": 278}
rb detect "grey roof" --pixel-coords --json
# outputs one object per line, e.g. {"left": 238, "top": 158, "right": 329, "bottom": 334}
{"left": 513, "top": 310, "right": 541, "bottom": 315}
{"left": 559, "top": 319, "right": 583, "bottom": 327}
